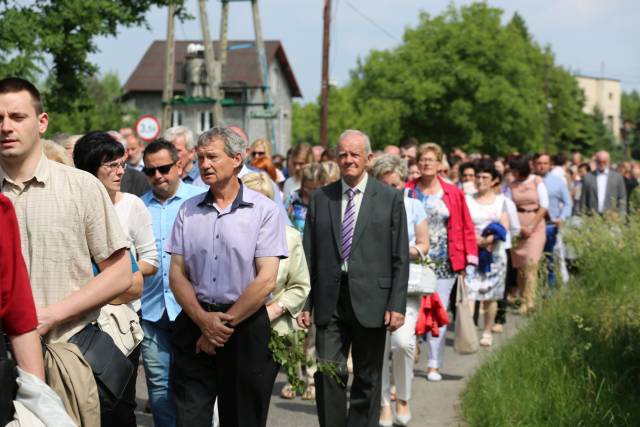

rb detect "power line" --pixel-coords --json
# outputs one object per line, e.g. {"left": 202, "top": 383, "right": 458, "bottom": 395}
{"left": 343, "top": 0, "right": 401, "bottom": 43}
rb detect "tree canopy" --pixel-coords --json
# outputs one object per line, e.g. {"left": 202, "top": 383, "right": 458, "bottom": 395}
{"left": 0, "top": 0, "right": 188, "bottom": 114}
{"left": 294, "top": 3, "right": 615, "bottom": 155}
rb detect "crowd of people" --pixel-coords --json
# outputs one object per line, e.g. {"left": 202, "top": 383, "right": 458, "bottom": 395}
{"left": 0, "top": 76, "right": 633, "bottom": 427}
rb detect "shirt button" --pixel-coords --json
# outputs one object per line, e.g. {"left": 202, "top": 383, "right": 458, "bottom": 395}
{"left": 214, "top": 255, "right": 218, "bottom": 260}
{"left": 213, "top": 278, "right": 217, "bottom": 282}
{"left": 216, "top": 234, "right": 219, "bottom": 239}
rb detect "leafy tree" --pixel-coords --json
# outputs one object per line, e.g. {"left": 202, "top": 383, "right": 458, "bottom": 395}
{"left": 294, "top": 3, "right": 610, "bottom": 155}
{"left": 622, "top": 91, "right": 640, "bottom": 157}
{"left": 44, "top": 72, "right": 137, "bottom": 137}
{"left": 0, "top": 0, "right": 189, "bottom": 112}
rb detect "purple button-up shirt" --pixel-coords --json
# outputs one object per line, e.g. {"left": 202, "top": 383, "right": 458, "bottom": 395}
{"left": 166, "top": 182, "right": 288, "bottom": 304}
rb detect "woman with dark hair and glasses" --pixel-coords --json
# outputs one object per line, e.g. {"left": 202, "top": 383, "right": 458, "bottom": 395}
{"left": 507, "top": 155, "right": 548, "bottom": 315}
{"left": 73, "top": 131, "right": 159, "bottom": 426}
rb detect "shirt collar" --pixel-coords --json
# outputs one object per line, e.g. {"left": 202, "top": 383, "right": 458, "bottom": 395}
{"left": 597, "top": 168, "right": 609, "bottom": 176}
{"left": 341, "top": 173, "right": 368, "bottom": 195}
{"left": 0, "top": 152, "right": 50, "bottom": 187}
{"left": 198, "top": 179, "right": 254, "bottom": 212}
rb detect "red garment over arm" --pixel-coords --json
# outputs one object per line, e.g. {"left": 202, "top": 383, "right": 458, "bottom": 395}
{"left": 0, "top": 194, "right": 38, "bottom": 336}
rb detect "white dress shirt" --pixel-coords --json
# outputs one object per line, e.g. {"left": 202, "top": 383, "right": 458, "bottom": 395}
{"left": 596, "top": 168, "right": 609, "bottom": 213}
{"left": 340, "top": 173, "right": 369, "bottom": 272}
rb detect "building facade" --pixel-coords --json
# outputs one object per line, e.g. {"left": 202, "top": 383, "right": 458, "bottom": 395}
{"left": 576, "top": 75, "right": 621, "bottom": 141}
{"left": 122, "top": 40, "right": 302, "bottom": 154}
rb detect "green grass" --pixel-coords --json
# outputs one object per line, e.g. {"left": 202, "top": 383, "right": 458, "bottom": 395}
{"left": 462, "top": 215, "right": 640, "bottom": 426}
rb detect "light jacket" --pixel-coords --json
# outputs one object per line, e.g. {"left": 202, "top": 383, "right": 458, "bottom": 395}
{"left": 406, "top": 176, "right": 478, "bottom": 271}
{"left": 269, "top": 226, "right": 311, "bottom": 336}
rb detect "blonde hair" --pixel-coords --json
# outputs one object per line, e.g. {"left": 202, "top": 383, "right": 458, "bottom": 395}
{"left": 43, "top": 139, "right": 72, "bottom": 166}
{"left": 241, "top": 171, "right": 274, "bottom": 200}
{"left": 417, "top": 142, "right": 443, "bottom": 162}
{"left": 251, "top": 138, "right": 273, "bottom": 157}
{"left": 320, "top": 161, "right": 341, "bottom": 183}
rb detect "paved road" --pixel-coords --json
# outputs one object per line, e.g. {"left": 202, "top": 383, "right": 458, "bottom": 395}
{"left": 135, "top": 313, "right": 525, "bottom": 426}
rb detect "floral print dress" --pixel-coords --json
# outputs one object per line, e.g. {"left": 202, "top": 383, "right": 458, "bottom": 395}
{"left": 413, "top": 188, "right": 454, "bottom": 279}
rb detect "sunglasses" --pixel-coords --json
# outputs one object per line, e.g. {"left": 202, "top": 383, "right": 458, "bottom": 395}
{"left": 142, "top": 162, "right": 176, "bottom": 176}
{"left": 252, "top": 151, "right": 266, "bottom": 157}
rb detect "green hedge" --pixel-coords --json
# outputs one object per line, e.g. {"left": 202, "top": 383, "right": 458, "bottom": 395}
{"left": 462, "top": 215, "right": 640, "bottom": 426}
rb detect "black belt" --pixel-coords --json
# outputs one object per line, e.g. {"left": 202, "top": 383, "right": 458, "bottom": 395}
{"left": 199, "top": 301, "right": 234, "bottom": 312}
{"left": 517, "top": 207, "right": 539, "bottom": 213}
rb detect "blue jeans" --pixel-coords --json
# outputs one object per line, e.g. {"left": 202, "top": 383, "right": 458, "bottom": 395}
{"left": 544, "top": 224, "right": 559, "bottom": 289}
{"left": 141, "top": 312, "right": 177, "bottom": 427}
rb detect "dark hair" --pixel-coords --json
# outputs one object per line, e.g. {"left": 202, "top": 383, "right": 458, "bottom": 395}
{"left": 460, "top": 161, "right": 476, "bottom": 174}
{"left": 143, "top": 138, "right": 179, "bottom": 163}
{"left": 508, "top": 155, "right": 531, "bottom": 178}
{"left": 0, "top": 77, "right": 43, "bottom": 114}
{"left": 553, "top": 153, "right": 567, "bottom": 166}
{"left": 73, "top": 131, "right": 125, "bottom": 176}
{"left": 475, "top": 158, "right": 499, "bottom": 180}
{"left": 578, "top": 162, "right": 591, "bottom": 172}
{"left": 400, "top": 137, "right": 419, "bottom": 150}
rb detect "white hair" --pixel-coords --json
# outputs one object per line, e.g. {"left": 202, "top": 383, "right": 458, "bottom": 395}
{"left": 197, "top": 127, "right": 247, "bottom": 161}
{"left": 164, "top": 126, "right": 195, "bottom": 150}
{"left": 337, "top": 129, "right": 372, "bottom": 155}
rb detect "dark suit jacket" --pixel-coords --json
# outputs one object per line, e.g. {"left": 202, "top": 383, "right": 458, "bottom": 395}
{"left": 579, "top": 169, "right": 626, "bottom": 215}
{"left": 303, "top": 176, "right": 409, "bottom": 328}
{"left": 121, "top": 166, "right": 150, "bottom": 197}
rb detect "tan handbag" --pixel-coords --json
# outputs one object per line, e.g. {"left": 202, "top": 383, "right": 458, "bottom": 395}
{"left": 96, "top": 304, "right": 144, "bottom": 356}
{"left": 453, "top": 275, "right": 479, "bottom": 354}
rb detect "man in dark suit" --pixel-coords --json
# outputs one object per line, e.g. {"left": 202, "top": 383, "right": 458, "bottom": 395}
{"left": 299, "top": 129, "right": 409, "bottom": 427}
{"left": 579, "top": 150, "right": 626, "bottom": 215}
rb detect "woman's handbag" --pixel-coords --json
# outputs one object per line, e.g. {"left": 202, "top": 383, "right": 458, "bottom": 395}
{"left": 96, "top": 304, "right": 144, "bottom": 356}
{"left": 407, "top": 246, "right": 437, "bottom": 295}
{"left": 68, "top": 323, "right": 134, "bottom": 411}
{"left": 454, "top": 275, "right": 479, "bottom": 354}
{"left": 0, "top": 326, "right": 18, "bottom": 425}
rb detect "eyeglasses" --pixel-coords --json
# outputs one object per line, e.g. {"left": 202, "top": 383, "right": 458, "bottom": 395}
{"left": 142, "top": 162, "right": 176, "bottom": 176}
{"left": 101, "top": 160, "right": 127, "bottom": 172}
{"left": 252, "top": 151, "right": 266, "bottom": 158}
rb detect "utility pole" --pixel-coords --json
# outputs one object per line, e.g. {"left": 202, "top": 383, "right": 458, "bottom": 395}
{"left": 251, "top": 0, "right": 276, "bottom": 150}
{"left": 319, "top": 0, "right": 331, "bottom": 148}
{"left": 161, "top": 3, "right": 176, "bottom": 132}
{"left": 198, "top": 0, "right": 224, "bottom": 126}
{"left": 219, "top": 0, "right": 230, "bottom": 67}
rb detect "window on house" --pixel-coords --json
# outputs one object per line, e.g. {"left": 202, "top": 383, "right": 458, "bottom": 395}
{"left": 609, "top": 92, "right": 613, "bottom": 100}
{"left": 199, "top": 111, "right": 214, "bottom": 132}
{"left": 607, "top": 115, "right": 614, "bottom": 130}
{"left": 171, "top": 110, "right": 183, "bottom": 127}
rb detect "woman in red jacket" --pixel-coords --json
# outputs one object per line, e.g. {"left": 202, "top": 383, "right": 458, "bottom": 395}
{"left": 406, "top": 143, "right": 478, "bottom": 381}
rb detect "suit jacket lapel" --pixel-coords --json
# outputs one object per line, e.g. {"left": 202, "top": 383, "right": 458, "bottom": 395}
{"left": 351, "top": 177, "right": 377, "bottom": 251}
{"left": 328, "top": 182, "right": 343, "bottom": 254}
{"left": 605, "top": 172, "right": 615, "bottom": 209}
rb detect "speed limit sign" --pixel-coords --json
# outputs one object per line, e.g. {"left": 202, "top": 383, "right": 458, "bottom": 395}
{"left": 135, "top": 115, "right": 161, "bottom": 142}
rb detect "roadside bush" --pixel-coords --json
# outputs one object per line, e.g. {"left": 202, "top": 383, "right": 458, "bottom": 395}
{"left": 462, "top": 215, "right": 640, "bottom": 426}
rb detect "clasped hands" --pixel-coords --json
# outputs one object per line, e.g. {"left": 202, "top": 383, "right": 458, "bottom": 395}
{"left": 196, "top": 311, "right": 235, "bottom": 355}
{"left": 296, "top": 310, "right": 405, "bottom": 332}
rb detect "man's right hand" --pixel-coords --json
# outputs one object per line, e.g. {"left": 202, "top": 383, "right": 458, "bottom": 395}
{"left": 297, "top": 311, "right": 312, "bottom": 329}
{"left": 197, "top": 311, "right": 235, "bottom": 347}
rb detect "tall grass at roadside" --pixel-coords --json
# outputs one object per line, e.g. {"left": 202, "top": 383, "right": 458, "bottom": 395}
{"left": 462, "top": 215, "right": 640, "bottom": 426}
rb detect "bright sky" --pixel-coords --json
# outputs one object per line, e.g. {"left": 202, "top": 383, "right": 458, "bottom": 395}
{"left": 91, "top": 0, "right": 640, "bottom": 102}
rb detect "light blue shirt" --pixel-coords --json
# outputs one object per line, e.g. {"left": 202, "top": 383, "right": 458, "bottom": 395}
{"left": 542, "top": 172, "right": 572, "bottom": 221}
{"left": 404, "top": 197, "right": 427, "bottom": 246}
{"left": 140, "top": 182, "right": 207, "bottom": 322}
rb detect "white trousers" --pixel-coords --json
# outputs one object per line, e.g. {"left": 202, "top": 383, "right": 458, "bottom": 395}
{"left": 427, "top": 277, "right": 457, "bottom": 369}
{"left": 381, "top": 295, "right": 420, "bottom": 406}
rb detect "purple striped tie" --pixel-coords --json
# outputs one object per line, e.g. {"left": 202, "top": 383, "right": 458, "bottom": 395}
{"left": 341, "top": 188, "right": 357, "bottom": 261}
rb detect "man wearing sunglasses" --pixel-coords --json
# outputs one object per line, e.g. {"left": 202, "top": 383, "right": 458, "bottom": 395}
{"left": 139, "top": 138, "right": 206, "bottom": 426}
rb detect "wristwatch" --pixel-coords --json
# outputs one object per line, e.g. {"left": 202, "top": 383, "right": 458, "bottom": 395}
{"left": 276, "top": 301, "right": 286, "bottom": 313}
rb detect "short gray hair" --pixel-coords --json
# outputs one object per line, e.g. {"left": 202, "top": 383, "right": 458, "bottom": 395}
{"left": 337, "top": 129, "right": 372, "bottom": 155}
{"left": 371, "top": 154, "right": 408, "bottom": 181}
{"left": 197, "top": 127, "right": 247, "bottom": 161}
{"left": 164, "top": 126, "right": 195, "bottom": 150}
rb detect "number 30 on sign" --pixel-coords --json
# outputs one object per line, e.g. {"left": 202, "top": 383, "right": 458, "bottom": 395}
{"left": 135, "top": 115, "right": 161, "bottom": 142}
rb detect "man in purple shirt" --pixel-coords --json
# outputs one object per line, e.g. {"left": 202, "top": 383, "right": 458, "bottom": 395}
{"left": 167, "top": 126, "right": 287, "bottom": 427}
